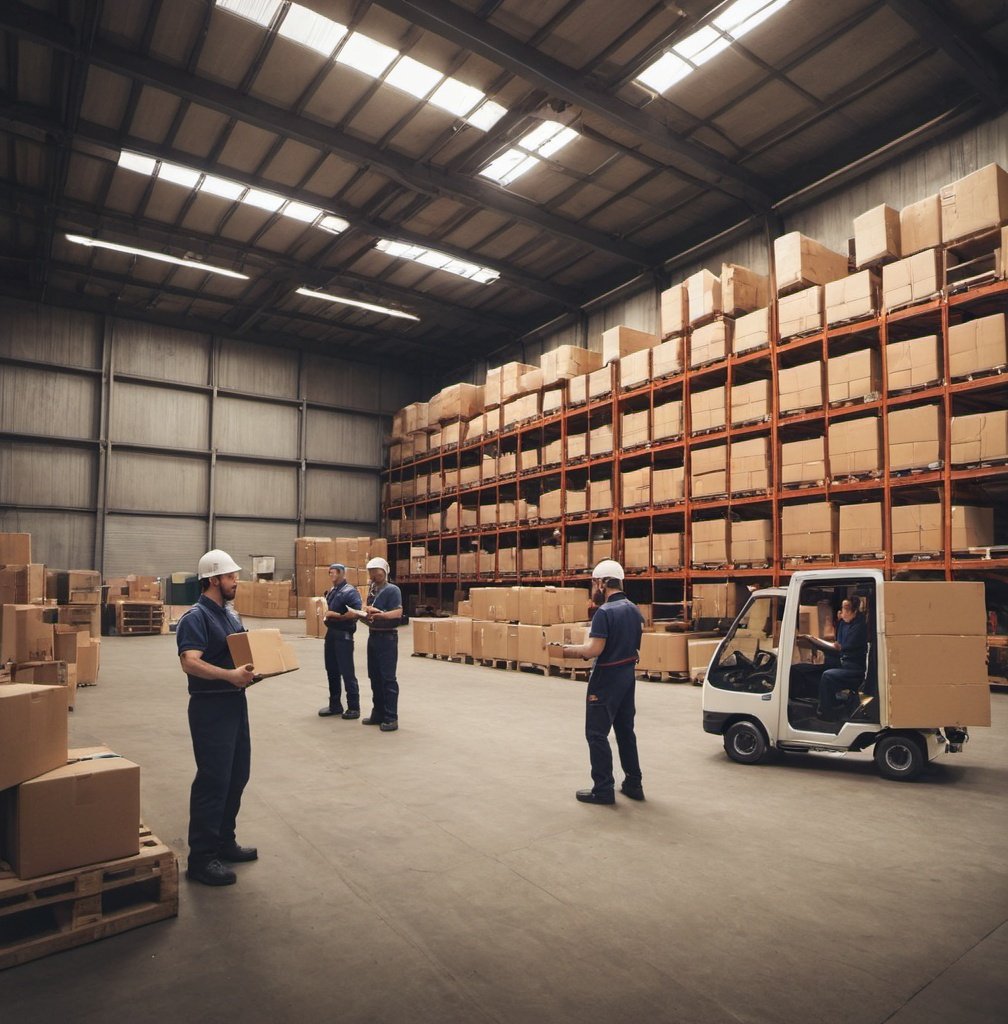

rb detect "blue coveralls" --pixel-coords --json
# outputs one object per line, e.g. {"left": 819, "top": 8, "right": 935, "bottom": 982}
{"left": 818, "top": 614, "right": 868, "bottom": 713}
{"left": 366, "top": 582, "right": 403, "bottom": 723}
{"left": 324, "top": 580, "right": 362, "bottom": 713}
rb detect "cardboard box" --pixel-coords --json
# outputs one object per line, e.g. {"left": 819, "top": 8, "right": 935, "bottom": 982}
{"left": 539, "top": 489, "right": 563, "bottom": 519}
{"left": 542, "top": 388, "right": 563, "bottom": 416}
{"left": 566, "top": 488, "right": 587, "bottom": 515}
{"left": 304, "top": 597, "right": 326, "bottom": 638}
{"left": 619, "top": 348, "right": 651, "bottom": 389}
{"left": 829, "top": 415, "right": 881, "bottom": 477}
{"left": 778, "top": 361, "right": 822, "bottom": 414}
{"left": 947, "top": 313, "right": 1007, "bottom": 378}
{"left": 721, "top": 264, "right": 769, "bottom": 316}
{"left": 774, "top": 232, "right": 849, "bottom": 293}
{"left": 652, "top": 532, "right": 683, "bottom": 569}
{"left": 540, "top": 345, "right": 602, "bottom": 384}
{"left": 950, "top": 505, "right": 995, "bottom": 551}
{"left": 854, "top": 204, "right": 900, "bottom": 267}
{"left": 690, "top": 320, "right": 730, "bottom": 366}
{"left": 565, "top": 540, "right": 590, "bottom": 570}
{"left": 660, "top": 284, "right": 687, "bottom": 338}
{"left": 778, "top": 285, "right": 823, "bottom": 339}
{"left": 568, "top": 374, "right": 588, "bottom": 405}
{"left": 0, "top": 564, "right": 45, "bottom": 604}
{"left": 690, "top": 443, "right": 727, "bottom": 499}
{"left": 590, "top": 423, "right": 614, "bottom": 457}
{"left": 888, "top": 404, "right": 941, "bottom": 471}
{"left": 127, "top": 575, "right": 160, "bottom": 600}
{"left": 691, "top": 582, "right": 749, "bottom": 622}
{"left": 690, "top": 385, "right": 726, "bottom": 433}
{"left": 601, "top": 326, "right": 659, "bottom": 365}
{"left": 542, "top": 623, "right": 591, "bottom": 665}
{"left": 0, "top": 532, "right": 31, "bottom": 563}
{"left": 730, "top": 519, "right": 773, "bottom": 564}
{"left": 886, "top": 334, "right": 941, "bottom": 391}
{"left": 653, "top": 466, "right": 685, "bottom": 503}
{"left": 588, "top": 365, "right": 613, "bottom": 399}
{"left": 781, "top": 502, "right": 837, "bottom": 558}
{"left": 692, "top": 519, "right": 728, "bottom": 565}
{"left": 883, "top": 580, "right": 986, "bottom": 637}
{"left": 890, "top": 504, "right": 941, "bottom": 556}
{"left": 688, "top": 637, "right": 721, "bottom": 679}
{"left": 652, "top": 338, "right": 683, "bottom": 378}
{"left": 55, "top": 570, "right": 101, "bottom": 605}
{"left": 637, "top": 632, "right": 694, "bottom": 674}
{"left": 780, "top": 436, "right": 826, "bottom": 486}
{"left": 590, "top": 478, "right": 613, "bottom": 513}
{"left": 686, "top": 269, "right": 722, "bottom": 325}
{"left": 470, "top": 587, "right": 521, "bottom": 623}
{"left": 623, "top": 535, "right": 650, "bottom": 570}
{"left": 0, "top": 684, "right": 68, "bottom": 792}
{"left": 825, "top": 271, "right": 880, "bottom": 325}
{"left": 486, "top": 362, "right": 537, "bottom": 406}
{"left": 502, "top": 393, "right": 541, "bottom": 428}
{"left": 733, "top": 307, "right": 769, "bottom": 353}
{"left": 621, "top": 409, "right": 649, "bottom": 448}
{"left": 730, "top": 436, "right": 770, "bottom": 493}
{"left": 4, "top": 748, "right": 141, "bottom": 879}
{"left": 57, "top": 604, "right": 100, "bottom": 638}
{"left": 621, "top": 467, "right": 650, "bottom": 509}
{"left": 226, "top": 629, "right": 299, "bottom": 678}
{"left": 827, "top": 348, "right": 880, "bottom": 404}
{"left": 653, "top": 400, "right": 683, "bottom": 440}
{"left": 950, "top": 410, "right": 1008, "bottom": 465}
{"left": 900, "top": 194, "right": 942, "bottom": 256}
{"left": 939, "top": 163, "right": 1008, "bottom": 243}
{"left": 11, "top": 661, "right": 75, "bottom": 710}
{"left": 517, "top": 587, "right": 589, "bottom": 627}
{"left": 730, "top": 379, "right": 770, "bottom": 425}
{"left": 882, "top": 249, "right": 940, "bottom": 309}
{"left": 1, "top": 604, "right": 55, "bottom": 664}
{"left": 839, "top": 502, "right": 883, "bottom": 554}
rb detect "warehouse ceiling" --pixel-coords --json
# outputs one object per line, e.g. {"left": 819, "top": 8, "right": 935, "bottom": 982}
{"left": 0, "top": 0, "right": 1006, "bottom": 372}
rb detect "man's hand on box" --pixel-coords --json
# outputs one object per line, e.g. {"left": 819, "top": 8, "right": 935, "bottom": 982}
{"left": 231, "top": 664, "right": 255, "bottom": 688}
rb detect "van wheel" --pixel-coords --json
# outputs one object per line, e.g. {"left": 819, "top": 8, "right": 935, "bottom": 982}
{"left": 724, "top": 720, "right": 768, "bottom": 764}
{"left": 874, "top": 733, "right": 925, "bottom": 781}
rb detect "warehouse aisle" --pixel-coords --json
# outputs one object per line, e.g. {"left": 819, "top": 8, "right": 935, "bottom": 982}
{"left": 2, "top": 624, "right": 1006, "bottom": 1024}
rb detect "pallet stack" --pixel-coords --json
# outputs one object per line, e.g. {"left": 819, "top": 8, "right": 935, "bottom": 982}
{"left": 104, "top": 575, "right": 166, "bottom": 636}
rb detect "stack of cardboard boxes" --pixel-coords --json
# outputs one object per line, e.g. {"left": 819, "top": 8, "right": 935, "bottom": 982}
{"left": 294, "top": 535, "right": 388, "bottom": 623}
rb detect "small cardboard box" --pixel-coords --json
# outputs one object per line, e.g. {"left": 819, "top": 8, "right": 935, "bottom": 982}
{"left": 660, "top": 284, "right": 687, "bottom": 338}
{"left": 839, "top": 502, "right": 883, "bottom": 554}
{"left": 950, "top": 410, "right": 1008, "bottom": 465}
{"left": 882, "top": 249, "right": 940, "bottom": 309}
{"left": 825, "top": 270, "right": 880, "bottom": 325}
{"left": 827, "top": 348, "right": 880, "bottom": 404}
{"left": 690, "top": 385, "right": 726, "bottom": 433}
{"left": 686, "top": 269, "right": 722, "bottom": 325}
{"left": 778, "top": 361, "right": 822, "bottom": 414}
{"left": 828, "top": 415, "right": 881, "bottom": 477}
{"left": 733, "top": 307, "right": 769, "bottom": 353}
{"left": 886, "top": 334, "right": 941, "bottom": 391}
{"left": 900, "top": 194, "right": 942, "bottom": 256}
{"left": 690, "top": 320, "right": 731, "bottom": 367}
{"left": 780, "top": 436, "right": 826, "bottom": 486}
{"left": 0, "top": 684, "right": 68, "bottom": 792}
{"left": 721, "top": 264, "right": 769, "bottom": 316}
{"left": 1, "top": 604, "right": 55, "bottom": 664}
{"left": 305, "top": 597, "right": 326, "bottom": 638}
{"left": 774, "top": 232, "right": 849, "bottom": 293}
{"left": 778, "top": 285, "right": 823, "bottom": 339}
{"left": 853, "top": 204, "right": 900, "bottom": 266}
{"left": 619, "top": 348, "right": 651, "bottom": 389}
{"left": 730, "top": 519, "right": 773, "bottom": 564}
{"left": 939, "top": 163, "right": 1008, "bottom": 243}
{"left": 730, "top": 436, "right": 770, "bottom": 493}
{"left": 0, "top": 564, "right": 45, "bottom": 605}
{"left": 947, "top": 313, "right": 1007, "bottom": 378}
{"left": 226, "top": 629, "right": 299, "bottom": 678}
{"left": 888, "top": 404, "right": 941, "bottom": 471}
{"left": 781, "top": 502, "right": 837, "bottom": 558}
{"left": 691, "top": 520, "right": 728, "bottom": 566}
{"left": 653, "top": 400, "right": 683, "bottom": 440}
{"left": 601, "top": 326, "right": 658, "bottom": 365}
{"left": 730, "top": 379, "right": 770, "bottom": 425}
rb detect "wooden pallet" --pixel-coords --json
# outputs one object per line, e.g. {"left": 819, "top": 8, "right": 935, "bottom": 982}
{"left": 114, "top": 600, "right": 165, "bottom": 636}
{"left": 476, "top": 658, "right": 518, "bottom": 672}
{"left": 828, "top": 391, "right": 881, "bottom": 410}
{"left": 950, "top": 363, "right": 1007, "bottom": 385}
{"left": 0, "top": 826, "right": 178, "bottom": 971}
{"left": 546, "top": 663, "right": 589, "bottom": 682}
{"left": 888, "top": 378, "right": 943, "bottom": 398}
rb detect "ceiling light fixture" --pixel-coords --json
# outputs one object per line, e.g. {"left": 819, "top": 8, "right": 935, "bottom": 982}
{"left": 296, "top": 287, "right": 420, "bottom": 321}
{"left": 375, "top": 239, "right": 499, "bottom": 284}
{"left": 65, "top": 234, "right": 249, "bottom": 279}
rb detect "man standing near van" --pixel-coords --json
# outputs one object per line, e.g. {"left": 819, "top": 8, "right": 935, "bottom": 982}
{"left": 318, "top": 563, "right": 362, "bottom": 719}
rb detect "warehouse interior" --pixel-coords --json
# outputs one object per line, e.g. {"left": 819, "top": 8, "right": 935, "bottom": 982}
{"left": 1, "top": 1, "right": 1007, "bottom": 1021}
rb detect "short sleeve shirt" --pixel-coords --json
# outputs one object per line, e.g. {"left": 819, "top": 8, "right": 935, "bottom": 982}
{"left": 589, "top": 593, "right": 644, "bottom": 666}
{"left": 176, "top": 595, "right": 246, "bottom": 695}
{"left": 368, "top": 583, "right": 403, "bottom": 631}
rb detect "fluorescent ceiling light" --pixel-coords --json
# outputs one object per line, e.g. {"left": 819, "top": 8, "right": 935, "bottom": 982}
{"left": 385, "top": 55, "right": 443, "bottom": 99}
{"left": 215, "top": 0, "right": 280, "bottom": 29}
{"left": 277, "top": 4, "right": 347, "bottom": 56}
{"left": 336, "top": 31, "right": 398, "bottom": 76}
{"left": 480, "top": 119, "right": 578, "bottom": 186}
{"left": 157, "top": 161, "right": 201, "bottom": 188}
{"left": 429, "top": 76, "right": 485, "bottom": 117}
{"left": 243, "top": 188, "right": 285, "bottom": 212}
{"left": 635, "top": 0, "right": 791, "bottom": 94}
{"left": 375, "top": 238, "right": 499, "bottom": 284}
{"left": 466, "top": 100, "right": 507, "bottom": 131}
{"left": 66, "top": 234, "right": 249, "bottom": 279}
{"left": 282, "top": 200, "right": 323, "bottom": 223}
{"left": 117, "top": 150, "right": 156, "bottom": 175}
{"left": 297, "top": 287, "right": 420, "bottom": 322}
{"left": 199, "top": 174, "right": 246, "bottom": 201}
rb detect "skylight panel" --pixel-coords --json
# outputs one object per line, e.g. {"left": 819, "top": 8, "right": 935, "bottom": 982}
{"left": 215, "top": 0, "right": 281, "bottom": 29}
{"left": 537, "top": 126, "right": 578, "bottom": 159}
{"left": 715, "top": 0, "right": 791, "bottom": 39}
{"left": 374, "top": 239, "right": 499, "bottom": 284}
{"left": 480, "top": 149, "right": 531, "bottom": 184}
{"left": 480, "top": 119, "right": 577, "bottom": 186}
{"left": 466, "top": 100, "right": 507, "bottom": 131}
{"left": 282, "top": 200, "right": 323, "bottom": 223}
{"left": 243, "top": 188, "right": 285, "bottom": 212}
{"left": 335, "top": 32, "right": 398, "bottom": 76}
{"left": 320, "top": 214, "right": 350, "bottom": 234}
{"left": 385, "top": 55, "right": 443, "bottom": 99}
{"left": 157, "top": 162, "right": 201, "bottom": 189}
{"left": 117, "top": 150, "right": 156, "bottom": 176}
{"left": 277, "top": 3, "right": 347, "bottom": 56}
{"left": 200, "top": 174, "right": 246, "bottom": 201}
{"left": 296, "top": 287, "right": 420, "bottom": 322}
{"left": 636, "top": 51, "right": 692, "bottom": 93}
{"left": 66, "top": 234, "right": 248, "bottom": 280}
{"left": 428, "top": 77, "right": 485, "bottom": 117}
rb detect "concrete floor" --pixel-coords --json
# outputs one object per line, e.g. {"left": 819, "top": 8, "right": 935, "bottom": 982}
{"left": 1, "top": 618, "right": 1006, "bottom": 1024}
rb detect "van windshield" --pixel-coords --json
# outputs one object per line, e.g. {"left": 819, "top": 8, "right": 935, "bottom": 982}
{"left": 709, "top": 595, "right": 781, "bottom": 693}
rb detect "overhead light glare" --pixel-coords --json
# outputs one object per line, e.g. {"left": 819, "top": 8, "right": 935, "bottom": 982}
{"left": 282, "top": 200, "right": 323, "bottom": 223}
{"left": 297, "top": 287, "right": 420, "bottom": 322}
{"left": 243, "top": 188, "right": 285, "bottom": 212}
{"left": 65, "top": 234, "right": 249, "bottom": 280}
{"left": 117, "top": 150, "right": 156, "bottom": 176}
{"left": 385, "top": 55, "right": 443, "bottom": 99}
{"left": 429, "top": 76, "right": 485, "bottom": 117}
{"left": 335, "top": 31, "right": 398, "bottom": 76}
{"left": 277, "top": 4, "right": 347, "bottom": 56}
{"left": 157, "top": 161, "right": 201, "bottom": 188}
{"left": 375, "top": 239, "right": 499, "bottom": 284}
{"left": 199, "top": 174, "right": 246, "bottom": 201}
{"left": 215, "top": 0, "right": 281, "bottom": 29}
{"left": 715, "top": 0, "right": 792, "bottom": 39}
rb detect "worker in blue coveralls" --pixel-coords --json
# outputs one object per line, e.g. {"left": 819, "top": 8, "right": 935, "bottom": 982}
{"left": 357, "top": 556, "right": 403, "bottom": 732}
{"left": 176, "top": 549, "right": 258, "bottom": 887}
{"left": 318, "top": 562, "right": 363, "bottom": 720}
{"left": 555, "top": 559, "right": 645, "bottom": 805}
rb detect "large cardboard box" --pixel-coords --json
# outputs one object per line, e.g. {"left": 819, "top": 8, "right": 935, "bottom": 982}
{"left": 778, "top": 285, "right": 823, "bottom": 339}
{"left": 691, "top": 582, "right": 749, "bottom": 622}
{"left": 0, "top": 564, "right": 45, "bottom": 604}
{"left": 0, "top": 684, "right": 68, "bottom": 791}
{"left": 0, "top": 532, "right": 31, "bottom": 563}
{"left": 502, "top": 393, "right": 541, "bottom": 428}
{"left": 486, "top": 362, "right": 537, "bottom": 406}
{"left": 947, "top": 313, "right": 1007, "bottom": 378}
{"left": 828, "top": 415, "right": 881, "bottom": 477}
{"left": 690, "top": 385, "right": 726, "bottom": 433}
{"left": 590, "top": 478, "right": 613, "bottom": 513}
{"left": 886, "top": 636, "right": 991, "bottom": 728}
{"left": 825, "top": 270, "right": 880, "bottom": 325}
{"left": 653, "top": 400, "right": 683, "bottom": 440}
{"left": 690, "top": 320, "right": 730, "bottom": 366}
{"left": 55, "top": 570, "right": 101, "bottom": 605}
{"left": 516, "top": 623, "right": 549, "bottom": 666}
{"left": 730, "top": 379, "right": 771, "bottom": 425}
{"left": 690, "top": 443, "right": 727, "bottom": 499}
{"left": 721, "top": 264, "right": 769, "bottom": 316}
{"left": 11, "top": 661, "right": 74, "bottom": 710}
{"left": 660, "top": 284, "right": 687, "bottom": 338}
{"left": 900, "top": 194, "right": 942, "bottom": 256}
{"left": 411, "top": 619, "right": 435, "bottom": 655}
{"left": 57, "top": 603, "right": 100, "bottom": 639}
{"left": 470, "top": 587, "right": 521, "bottom": 623}
{"left": 890, "top": 504, "right": 941, "bottom": 555}
{"left": 588, "top": 365, "right": 613, "bottom": 400}
{"left": 839, "top": 502, "right": 883, "bottom": 555}
{"left": 692, "top": 520, "right": 729, "bottom": 565}
{"left": 778, "top": 361, "right": 822, "bottom": 413}
{"left": 619, "top": 348, "right": 651, "bottom": 389}
{"left": 652, "top": 337, "right": 683, "bottom": 378}
{"left": 542, "top": 623, "right": 591, "bottom": 665}
{"left": 827, "top": 348, "right": 880, "bottom": 404}
{"left": 517, "top": 587, "right": 588, "bottom": 627}
{"left": 4, "top": 748, "right": 141, "bottom": 879}
{"left": 730, "top": 436, "right": 770, "bottom": 493}
{"left": 882, "top": 249, "right": 940, "bottom": 309}
{"left": 730, "top": 519, "right": 773, "bottom": 564}
{"left": 226, "top": 629, "right": 299, "bottom": 678}
{"left": 883, "top": 580, "right": 985, "bottom": 637}
{"left": 638, "top": 632, "right": 692, "bottom": 674}
{"left": 686, "top": 269, "right": 722, "bottom": 325}
{"left": 623, "top": 536, "right": 650, "bottom": 570}
{"left": 886, "top": 334, "right": 941, "bottom": 391}
{"left": 565, "top": 540, "right": 590, "bottom": 570}
{"left": 621, "top": 409, "right": 650, "bottom": 448}
{"left": 774, "top": 232, "right": 849, "bottom": 293}
{"left": 566, "top": 488, "right": 587, "bottom": 515}
{"left": 473, "top": 621, "right": 517, "bottom": 661}
{"left": 733, "top": 307, "right": 769, "bottom": 353}
{"left": 540, "top": 345, "right": 602, "bottom": 384}
{"left": 854, "top": 204, "right": 900, "bottom": 267}
{"left": 601, "top": 326, "right": 658, "bottom": 365}
{"left": 939, "top": 163, "right": 1008, "bottom": 243}
{"left": 652, "top": 532, "right": 683, "bottom": 569}
{"left": 590, "top": 423, "right": 614, "bottom": 456}
{"left": 1, "top": 604, "right": 55, "bottom": 664}
{"left": 950, "top": 410, "right": 1008, "bottom": 465}
{"left": 653, "top": 466, "right": 685, "bottom": 503}
{"left": 781, "top": 502, "right": 837, "bottom": 558}
{"left": 888, "top": 404, "right": 941, "bottom": 471}
{"left": 621, "top": 467, "right": 650, "bottom": 509}
{"left": 950, "top": 505, "right": 995, "bottom": 550}
{"left": 780, "top": 436, "right": 826, "bottom": 486}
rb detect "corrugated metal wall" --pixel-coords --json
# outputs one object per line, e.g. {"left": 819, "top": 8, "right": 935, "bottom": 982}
{"left": 0, "top": 297, "right": 424, "bottom": 576}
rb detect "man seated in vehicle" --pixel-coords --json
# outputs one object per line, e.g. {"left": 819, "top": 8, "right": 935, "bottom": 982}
{"left": 798, "top": 596, "right": 868, "bottom": 719}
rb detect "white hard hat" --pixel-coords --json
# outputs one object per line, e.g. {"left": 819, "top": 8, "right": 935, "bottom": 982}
{"left": 592, "top": 558, "right": 625, "bottom": 582}
{"left": 365, "top": 556, "right": 390, "bottom": 574}
{"left": 197, "top": 549, "right": 242, "bottom": 579}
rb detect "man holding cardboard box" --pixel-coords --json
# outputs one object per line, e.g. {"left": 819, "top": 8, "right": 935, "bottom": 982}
{"left": 318, "top": 563, "right": 363, "bottom": 720}
{"left": 176, "top": 549, "right": 257, "bottom": 887}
